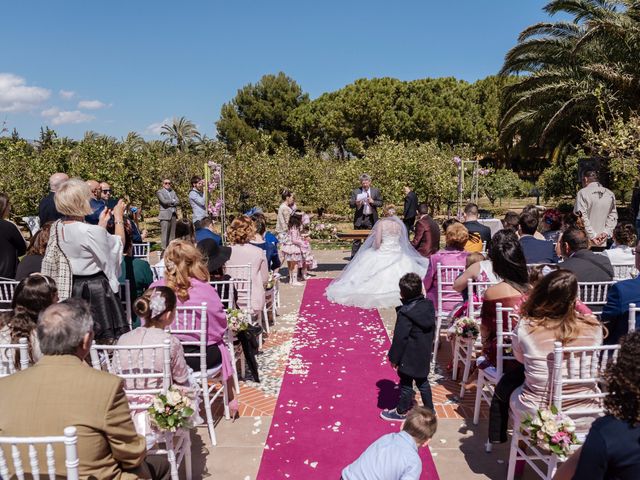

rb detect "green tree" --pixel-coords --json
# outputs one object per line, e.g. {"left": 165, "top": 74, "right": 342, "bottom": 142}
{"left": 481, "top": 169, "right": 525, "bottom": 205}
{"left": 161, "top": 117, "right": 199, "bottom": 152}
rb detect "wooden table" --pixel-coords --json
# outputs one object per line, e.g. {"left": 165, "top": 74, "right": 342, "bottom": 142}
{"left": 336, "top": 229, "right": 372, "bottom": 241}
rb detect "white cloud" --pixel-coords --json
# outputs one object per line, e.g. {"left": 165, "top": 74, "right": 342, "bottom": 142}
{"left": 0, "top": 73, "right": 51, "bottom": 112}
{"left": 59, "top": 90, "right": 75, "bottom": 99}
{"left": 145, "top": 117, "right": 171, "bottom": 135}
{"left": 78, "top": 99, "right": 108, "bottom": 110}
{"left": 44, "top": 110, "right": 95, "bottom": 126}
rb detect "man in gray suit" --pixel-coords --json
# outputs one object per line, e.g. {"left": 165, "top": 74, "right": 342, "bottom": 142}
{"left": 349, "top": 173, "right": 383, "bottom": 258}
{"left": 157, "top": 178, "right": 179, "bottom": 250}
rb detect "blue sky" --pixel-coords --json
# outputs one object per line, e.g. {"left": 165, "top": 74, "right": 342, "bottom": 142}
{"left": 0, "top": 0, "right": 552, "bottom": 140}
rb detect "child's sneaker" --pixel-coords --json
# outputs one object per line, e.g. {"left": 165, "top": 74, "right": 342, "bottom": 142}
{"left": 380, "top": 408, "right": 407, "bottom": 422}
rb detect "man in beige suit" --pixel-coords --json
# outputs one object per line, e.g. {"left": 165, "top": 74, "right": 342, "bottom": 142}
{"left": 0, "top": 299, "right": 169, "bottom": 479}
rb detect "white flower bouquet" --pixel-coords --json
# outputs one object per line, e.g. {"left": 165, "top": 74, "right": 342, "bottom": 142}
{"left": 226, "top": 308, "right": 252, "bottom": 333}
{"left": 520, "top": 406, "right": 579, "bottom": 459}
{"left": 448, "top": 316, "right": 480, "bottom": 339}
{"left": 147, "top": 386, "right": 195, "bottom": 432}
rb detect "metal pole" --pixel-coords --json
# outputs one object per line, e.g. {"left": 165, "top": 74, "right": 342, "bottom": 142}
{"left": 220, "top": 164, "right": 226, "bottom": 244}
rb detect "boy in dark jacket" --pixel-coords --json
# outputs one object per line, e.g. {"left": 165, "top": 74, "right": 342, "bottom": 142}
{"left": 381, "top": 273, "right": 436, "bottom": 421}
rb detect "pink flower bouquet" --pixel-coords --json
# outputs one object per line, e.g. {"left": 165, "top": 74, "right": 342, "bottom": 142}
{"left": 520, "top": 406, "right": 579, "bottom": 459}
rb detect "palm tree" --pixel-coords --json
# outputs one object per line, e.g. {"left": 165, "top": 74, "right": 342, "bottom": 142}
{"left": 160, "top": 117, "right": 199, "bottom": 152}
{"left": 500, "top": 0, "right": 640, "bottom": 153}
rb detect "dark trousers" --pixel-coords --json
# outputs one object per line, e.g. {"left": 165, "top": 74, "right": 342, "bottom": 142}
{"left": 488, "top": 363, "right": 525, "bottom": 443}
{"left": 403, "top": 217, "right": 415, "bottom": 236}
{"left": 397, "top": 371, "right": 433, "bottom": 414}
{"left": 350, "top": 215, "right": 375, "bottom": 258}
{"left": 145, "top": 455, "right": 172, "bottom": 480}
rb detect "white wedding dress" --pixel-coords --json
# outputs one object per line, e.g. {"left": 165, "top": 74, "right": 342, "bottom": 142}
{"left": 326, "top": 216, "right": 429, "bottom": 309}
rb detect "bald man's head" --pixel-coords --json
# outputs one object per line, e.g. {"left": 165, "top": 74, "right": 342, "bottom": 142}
{"left": 86, "top": 180, "right": 100, "bottom": 200}
{"left": 49, "top": 173, "right": 69, "bottom": 192}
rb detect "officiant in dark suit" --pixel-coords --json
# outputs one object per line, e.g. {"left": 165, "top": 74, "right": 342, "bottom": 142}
{"left": 349, "top": 173, "right": 383, "bottom": 258}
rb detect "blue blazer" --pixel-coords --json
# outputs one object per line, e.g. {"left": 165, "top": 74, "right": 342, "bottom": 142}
{"left": 601, "top": 276, "right": 640, "bottom": 345}
{"left": 519, "top": 236, "right": 558, "bottom": 264}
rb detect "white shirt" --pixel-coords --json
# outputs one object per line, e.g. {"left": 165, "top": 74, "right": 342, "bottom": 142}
{"left": 362, "top": 188, "right": 372, "bottom": 215}
{"left": 58, "top": 222, "right": 123, "bottom": 292}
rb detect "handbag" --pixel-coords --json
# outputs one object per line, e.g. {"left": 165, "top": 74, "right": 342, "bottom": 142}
{"left": 41, "top": 220, "right": 73, "bottom": 300}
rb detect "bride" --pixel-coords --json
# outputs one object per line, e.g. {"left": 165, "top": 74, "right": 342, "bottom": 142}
{"left": 326, "top": 207, "right": 429, "bottom": 309}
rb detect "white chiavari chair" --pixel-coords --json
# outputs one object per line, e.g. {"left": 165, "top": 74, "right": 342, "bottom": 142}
{"left": 152, "top": 264, "right": 165, "bottom": 281}
{"left": 578, "top": 281, "right": 615, "bottom": 315}
{"left": 611, "top": 262, "right": 637, "bottom": 281}
{"left": 0, "top": 426, "right": 79, "bottom": 480}
{"left": 506, "top": 341, "right": 620, "bottom": 480}
{"left": 209, "top": 280, "right": 242, "bottom": 393}
{"left": 132, "top": 242, "right": 151, "bottom": 262}
{"left": 0, "top": 338, "right": 29, "bottom": 378}
{"left": 169, "top": 304, "right": 230, "bottom": 448}
{"left": 226, "top": 263, "right": 269, "bottom": 348}
{"left": 433, "top": 263, "right": 465, "bottom": 363}
{"left": 89, "top": 339, "right": 191, "bottom": 480}
{"left": 0, "top": 280, "right": 19, "bottom": 309}
{"left": 628, "top": 303, "right": 640, "bottom": 334}
{"left": 481, "top": 241, "right": 487, "bottom": 255}
{"left": 119, "top": 280, "right": 132, "bottom": 328}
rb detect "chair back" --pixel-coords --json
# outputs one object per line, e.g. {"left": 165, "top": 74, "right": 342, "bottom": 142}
{"left": 132, "top": 242, "right": 151, "bottom": 262}
{"left": 466, "top": 279, "right": 497, "bottom": 318}
{"left": 481, "top": 241, "right": 487, "bottom": 255}
{"left": 551, "top": 341, "right": 620, "bottom": 418}
{"left": 0, "top": 280, "right": 19, "bottom": 307}
{"left": 169, "top": 304, "right": 208, "bottom": 375}
{"left": 495, "top": 302, "right": 518, "bottom": 378}
{"left": 628, "top": 303, "right": 640, "bottom": 334}
{"left": 0, "top": 426, "right": 79, "bottom": 480}
{"left": 436, "top": 263, "right": 465, "bottom": 319}
{"left": 0, "top": 338, "right": 29, "bottom": 377}
{"left": 209, "top": 280, "right": 235, "bottom": 310}
{"left": 119, "top": 280, "right": 132, "bottom": 328}
{"left": 225, "top": 264, "right": 252, "bottom": 312}
{"left": 611, "top": 263, "right": 638, "bottom": 281}
{"left": 152, "top": 265, "right": 165, "bottom": 281}
{"left": 89, "top": 340, "right": 171, "bottom": 407}
{"left": 578, "top": 281, "right": 615, "bottom": 315}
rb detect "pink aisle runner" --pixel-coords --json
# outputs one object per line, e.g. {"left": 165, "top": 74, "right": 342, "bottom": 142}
{"left": 257, "top": 278, "right": 440, "bottom": 479}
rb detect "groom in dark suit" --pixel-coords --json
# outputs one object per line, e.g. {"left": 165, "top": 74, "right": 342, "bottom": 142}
{"left": 349, "top": 173, "right": 383, "bottom": 258}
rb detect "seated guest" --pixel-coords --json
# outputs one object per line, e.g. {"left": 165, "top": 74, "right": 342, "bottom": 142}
{"left": 174, "top": 218, "right": 196, "bottom": 244}
{"left": 197, "top": 238, "right": 235, "bottom": 309}
{"left": 604, "top": 222, "right": 636, "bottom": 267}
{"left": 521, "top": 204, "right": 546, "bottom": 240}
{"left": 559, "top": 227, "right": 614, "bottom": 282}
{"left": 502, "top": 211, "right": 519, "bottom": 233}
{"left": 250, "top": 213, "right": 281, "bottom": 271}
{"left": 15, "top": 222, "right": 52, "bottom": 280}
{"left": 423, "top": 222, "right": 469, "bottom": 312}
{"left": 518, "top": 212, "right": 558, "bottom": 264}
{"left": 38, "top": 172, "right": 68, "bottom": 226}
{"left": 462, "top": 203, "right": 491, "bottom": 253}
{"left": 0, "top": 300, "right": 170, "bottom": 479}
{"left": 554, "top": 332, "right": 640, "bottom": 480}
{"left": 0, "top": 274, "right": 57, "bottom": 370}
{"left": 511, "top": 270, "right": 602, "bottom": 432}
{"left": 0, "top": 192, "right": 27, "bottom": 279}
{"left": 227, "top": 216, "right": 269, "bottom": 315}
{"left": 195, "top": 217, "right": 222, "bottom": 245}
{"left": 411, "top": 203, "right": 441, "bottom": 258}
{"left": 128, "top": 206, "right": 147, "bottom": 243}
{"left": 541, "top": 208, "right": 562, "bottom": 243}
{"left": 601, "top": 239, "right": 640, "bottom": 345}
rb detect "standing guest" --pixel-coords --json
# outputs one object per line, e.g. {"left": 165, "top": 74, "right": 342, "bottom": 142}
{"left": 0, "top": 193, "right": 27, "bottom": 279}
{"left": 100, "top": 181, "right": 115, "bottom": 208}
{"left": 600, "top": 239, "right": 640, "bottom": 345}
{"left": 559, "top": 227, "right": 614, "bottom": 282}
{"left": 349, "top": 174, "right": 383, "bottom": 258}
{"left": 402, "top": 185, "right": 418, "bottom": 234}
{"left": 195, "top": 217, "right": 222, "bottom": 245}
{"left": 554, "top": 332, "right": 640, "bottom": 480}
{"left": 227, "top": 216, "right": 269, "bottom": 312}
{"left": 38, "top": 172, "right": 68, "bottom": 226}
{"left": 604, "top": 222, "right": 636, "bottom": 267}
{"left": 0, "top": 274, "right": 58, "bottom": 370}
{"left": 276, "top": 189, "right": 295, "bottom": 238}
{"left": 423, "top": 222, "right": 469, "bottom": 311}
{"left": 381, "top": 273, "right": 436, "bottom": 421}
{"left": 15, "top": 222, "right": 52, "bottom": 280}
{"left": 250, "top": 213, "right": 281, "bottom": 271}
{"left": 85, "top": 180, "right": 106, "bottom": 225}
{"left": 462, "top": 203, "right": 492, "bottom": 253}
{"left": 411, "top": 203, "right": 441, "bottom": 258}
{"left": 574, "top": 170, "right": 618, "bottom": 249}
{"left": 342, "top": 406, "right": 437, "bottom": 480}
{"left": 0, "top": 300, "right": 170, "bottom": 479}
{"left": 541, "top": 208, "right": 562, "bottom": 242}
{"left": 518, "top": 212, "right": 558, "bottom": 264}
{"left": 510, "top": 270, "right": 602, "bottom": 432}
{"left": 188, "top": 175, "right": 207, "bottom": 228}
{"left": 157, "top": 178, "right": 179, "bottom": 250}
{"left": 502, "top": 211, "right": 520, "bottom": 233}
{"left": 54, "top": 179, "right": 128, "bottom": 342}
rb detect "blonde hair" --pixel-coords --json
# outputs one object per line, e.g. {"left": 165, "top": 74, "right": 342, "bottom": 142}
{"left": 54, "top": 178, "right": 93, "bottom": 216}
{"left": 445, "top": 223, "right": 469, "bottom": 250}
{"left": 227, "top": 215, "right": 256, "bottom": 245}
{"left": 163, "top": 240, "right": 209, "bottom": 301}
{"left": 383, "top": 204, "right": 396, "bottom": 217}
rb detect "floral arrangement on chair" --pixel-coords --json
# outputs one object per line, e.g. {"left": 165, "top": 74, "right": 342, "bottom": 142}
{"left": 520, "top": 406, "right": 579, "bottom": 459}
{"left": 148, "top": 386, "right": 195, "bottom": 433}
{"left": 448, "top": 316, "right": 480, "bottom": 339}
{"left": 226, "top": 308, "right": 252, "bottom": 333}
